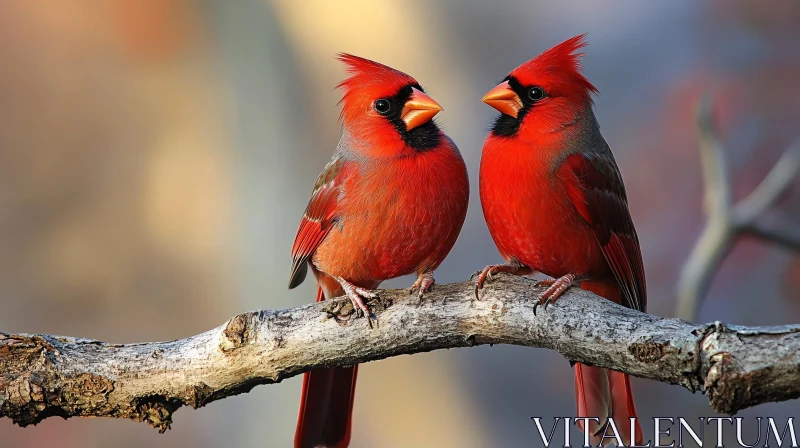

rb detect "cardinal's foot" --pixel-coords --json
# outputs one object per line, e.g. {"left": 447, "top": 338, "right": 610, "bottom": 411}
{"left": 409, "top": 271, "right": 435, "bottom": 298}
{"left": 335, "top": 277, "right": 379, "bottom": 327}
{"left": 473, "top": 262, "right": 529, "bottom": 299}
{"left": 534, "top": 274, "right": 576, "bottom": 314}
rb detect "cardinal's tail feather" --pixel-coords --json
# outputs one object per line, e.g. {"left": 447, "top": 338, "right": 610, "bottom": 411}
{"left": 294, "top": 287, "right": 358, "bottom": 448}
{"left": 610, "top": 369, "right": 642, "bottom": 445}
{"left": 574, "top": 363, "right": 642, "bottom": 446}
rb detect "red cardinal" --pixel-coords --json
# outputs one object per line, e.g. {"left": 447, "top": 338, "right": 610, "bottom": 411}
{"left": 475, "top": 35, "right": 646, "bottom": 445}
{"left": 289, "top": 55, "right": 469, "bottom": 448}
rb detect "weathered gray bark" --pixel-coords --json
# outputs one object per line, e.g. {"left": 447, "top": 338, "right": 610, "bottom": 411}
{"left": 2, "top": 275, "right": 799, "bottom": 432}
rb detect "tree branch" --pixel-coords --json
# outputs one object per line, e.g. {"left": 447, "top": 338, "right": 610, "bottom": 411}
{"left": 2, "top": 275, "right": 800, "bottom": 432}
{"left": 676, "top": 96, "right": 800, "bottom": 320}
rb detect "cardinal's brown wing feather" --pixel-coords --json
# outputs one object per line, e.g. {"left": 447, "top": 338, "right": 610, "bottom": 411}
{"left": 561, "top": 152, "right": 646, "bottom": 311}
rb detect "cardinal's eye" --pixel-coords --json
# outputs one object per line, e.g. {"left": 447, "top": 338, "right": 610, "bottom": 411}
{"left": 528, "top": 87, "right": 546, "bottom": 101}
{"left": 375, "top": 99, "right": 391, "bottom": 114}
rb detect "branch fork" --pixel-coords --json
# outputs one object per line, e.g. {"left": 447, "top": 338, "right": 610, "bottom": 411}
{"left": 676, "top": 96, "right": 800, "bottom": 320}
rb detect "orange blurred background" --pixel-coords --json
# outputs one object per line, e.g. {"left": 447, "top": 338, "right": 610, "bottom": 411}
{"left": 1, "top": 1, "right": 798, "bottom": 447}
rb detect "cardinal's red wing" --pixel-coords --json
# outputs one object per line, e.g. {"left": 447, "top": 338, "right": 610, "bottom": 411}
{"left": 560, "top": 152, "right": 647, "bottom": 311}
{"left": 288, "top": 157, "right": 349, "bottom": 289}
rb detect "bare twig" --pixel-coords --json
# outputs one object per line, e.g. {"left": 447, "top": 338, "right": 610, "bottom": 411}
{"left": 676, "top": 97, "right": 800, "bottom": 320}
{"left": 2, "top": 275, "right": 800, "bottom": 432}
{"left": 745, "top": 213, "right": 800, "bottom": 250}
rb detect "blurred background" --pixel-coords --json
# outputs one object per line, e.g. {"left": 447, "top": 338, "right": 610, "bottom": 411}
{"left": 1, "top": 0, "right": 799, "bottom": 446}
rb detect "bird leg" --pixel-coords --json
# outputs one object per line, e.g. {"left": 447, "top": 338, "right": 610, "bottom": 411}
{"left": 473, "top": 261, "right": 531, "bottom": 299}
{"left": 334, "top": 276, "right": 379, "bottom": 327}
{"left": 409, "top": 271, "right": 435, "bottom": 298}
{"left": 534, "top": 273, "right": 576, "bottom": 314}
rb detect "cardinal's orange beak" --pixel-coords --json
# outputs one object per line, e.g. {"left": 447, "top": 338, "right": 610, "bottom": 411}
{"left": 482, "top": 81, "right": 521, "bottom": 118}
{"left": 402, "top": 88, "right": 443, "bottom": 130}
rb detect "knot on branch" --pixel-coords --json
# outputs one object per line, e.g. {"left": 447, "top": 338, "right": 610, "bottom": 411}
{"left": 62, "top": 373, "right": 115, "bottom": 406}
{"left": 628, "top": 338, "right": 671, "bottom": 363}
{"left": 698, "top": 322, "right": 752, "bottom": 415}
{"left": 699, "top": 321, "right": 727, "bottom": 352}
{"left": 221, "top": 313, "right": 255, "bottom": 351}
{"left": 6, "top": 374, "right": 46, "bottom": 408}
{"left": 704, "top": 351, "right": 743, "bottom": 414}
{"left": 133, "top": 395, "right": 181, "bottom": 433}
{"left": 0, "top": 334, "right": 56, "bottom": 366}
{"left": 1, "top": 370, "right": 116, "bottom": 427}
{"left": 179, "top": 382, "right": 214, "bottom": 409}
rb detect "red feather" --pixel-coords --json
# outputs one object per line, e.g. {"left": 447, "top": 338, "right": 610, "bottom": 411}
{"left": 480, "top": 35, "right": 645, "bottom": 446}
{"left": 291, "top": 54, "right": 469, "bottom": 448}
{"left": 560, "top": 152, "right": 647, "bottom": 311}
{"left": 509, "top": 34, "right": 598, "bottom": 104}
{"left": 336, "top": 54, "right": 418, "bottom": 124}
{"left": 289, "top": 157, "right": 350, "bottom": 289}
{"left": 295, "top": 287, "right": 358, "bottom": 448}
